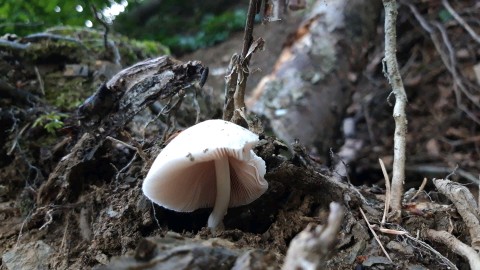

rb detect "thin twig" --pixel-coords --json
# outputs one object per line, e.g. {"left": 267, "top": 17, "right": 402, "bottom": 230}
{"left": 115, "top": 152, "right": 138, "bottom": 181}
{"left": 161, "top": 90, "right": 185, "bottom": 142}
{"left": 402, "top": 1, "right": 480, "bottom": 125}
{"left": 402, "top": 233, "right": 458, "bottom": 270}
{"left": 58, "top": 217, "right": 70, "bottom": 267}
{"left": 445, "top": 164, "right": 459, "bottom": 180}
{"left": 409, "top": 177, "right": 428, "bottom": 202}
{"left": 15, "top": 210, "right": 32, "bottom": 247}
{"left": 106, "top": 136, "right": 137, "bottom": 151}
{"left": 39, "top": 209, "right": 54, "bottom": 230}
{"left": 359, "top": 207, "right": 393, "bottom": 262}
{"left": 382, "top": 0, "right": 408, "bottom": 221}
{"left": 86, "top": 0, "right": 121, "bottom": 65}
{"left": 241, "top": 0, "right": 259, "bottom": 62}
{"left": 151, "top": 201, "right": 161, "bottom": 229}
{"left": 34, "top": 66, "right": 45, "bottom": 95}
{"left": 405, "top": 164, "right": 479, "bottom": 184}
{"left": 441, "top": 0, "right": 480, "bottom": 44}
{"left": 87, "top": 1, "right": 109, "bottom": 51}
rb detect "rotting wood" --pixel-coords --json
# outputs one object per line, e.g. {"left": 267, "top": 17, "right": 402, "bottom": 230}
{"left": 36, "top": 56, "right": 206, "bottom": 206}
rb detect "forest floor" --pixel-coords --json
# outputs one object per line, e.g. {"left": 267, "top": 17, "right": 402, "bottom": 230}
{"left": 1, "top": 1, "right": 480, "bottom": 270}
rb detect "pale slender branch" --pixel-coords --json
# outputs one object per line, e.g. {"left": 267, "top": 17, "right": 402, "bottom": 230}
{"left": 382, "top": 0, "right": 408, "bottom": 221}
{"left": 425, "top": 229, "right": 480, "bottom": 270}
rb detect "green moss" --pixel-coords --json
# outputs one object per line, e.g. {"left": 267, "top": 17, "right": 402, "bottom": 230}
{"left": 130, "top": 40, "right": 170, "bottom": 56}
{"left": 44, "top": 26, "right": 170, "bottom": 65}
{"left": 33, "top": 111, "right": 69, "bottom": 135}
{"left": 24, "top": 27, "right": 170, "bottom": 113}
{"left": 22, "top": 39, "right": 90, "bottom": 63}
{"left": 44, "top": 73, "right": 92, "bottom": 110}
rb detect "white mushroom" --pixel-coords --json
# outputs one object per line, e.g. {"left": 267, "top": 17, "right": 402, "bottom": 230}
{"left": 142, "top": 119, "right": 268, "bottom": 229}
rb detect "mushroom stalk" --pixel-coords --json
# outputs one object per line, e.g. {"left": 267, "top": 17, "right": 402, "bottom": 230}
{"left": 208, "top": 158, "right": 231, "bottom": 228}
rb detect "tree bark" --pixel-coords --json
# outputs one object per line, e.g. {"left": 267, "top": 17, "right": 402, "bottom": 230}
{"left": 247, "top": 0, "right": 382, "bottom": 156}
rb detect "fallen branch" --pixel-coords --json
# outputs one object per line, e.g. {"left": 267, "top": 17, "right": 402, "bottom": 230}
{"left": 432, "top": 178, "right": 480, "bottom": 251}
{"left": 425, "top": 229, "right": 480, "bottom": 270}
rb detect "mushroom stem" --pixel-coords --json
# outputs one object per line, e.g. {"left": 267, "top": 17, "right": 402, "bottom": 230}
{"left": 208, "top": 158, "right": 231, "bottom": 229}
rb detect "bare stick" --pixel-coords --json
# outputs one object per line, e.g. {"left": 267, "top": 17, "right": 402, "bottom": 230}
{"left": 231, "top": 0, "right": 260, "bottom": 125}
{"left": 382, "top": 0, "right": 408, "bottom": 221}
{"left": 425, "top": 229, "right": 480, "bottom": 270}
{"left": 241, "top": 0, "right": 258, "bottom": 62}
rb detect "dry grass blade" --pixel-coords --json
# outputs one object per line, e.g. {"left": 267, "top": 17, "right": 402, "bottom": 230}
{"left": 409, "top": 177, "right": 428, "bottom": 202}
{"left": 379, "top": 158, "right": 391, "bottom": 225}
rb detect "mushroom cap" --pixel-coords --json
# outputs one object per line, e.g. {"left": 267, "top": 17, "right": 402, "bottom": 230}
{"left": 142, "top": 119, "right": 268, "bottom": 212}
